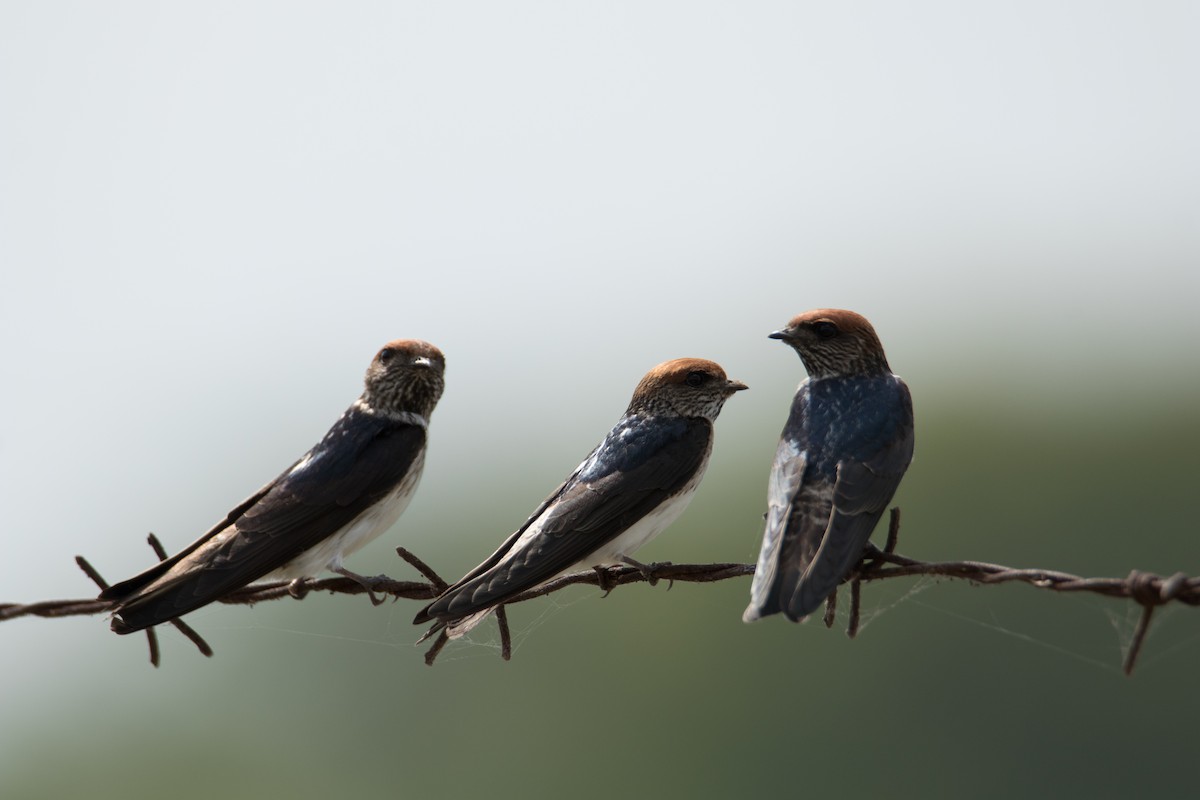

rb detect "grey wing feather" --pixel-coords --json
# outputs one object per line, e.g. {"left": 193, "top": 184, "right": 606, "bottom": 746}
{"left": 743, "top": 439, "right": 806, "bottom": 622}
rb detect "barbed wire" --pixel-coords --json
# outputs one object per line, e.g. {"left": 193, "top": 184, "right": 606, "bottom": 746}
{"left": 2, "top": 511, "right": 1195, "bottom": 675}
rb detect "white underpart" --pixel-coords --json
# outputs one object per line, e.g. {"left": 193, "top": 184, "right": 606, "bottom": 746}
{"left": 351, "top": 400, "right": 429, "bottom": 428}
{"left": 264, "top": 448, "right": 427, "bottom": 581}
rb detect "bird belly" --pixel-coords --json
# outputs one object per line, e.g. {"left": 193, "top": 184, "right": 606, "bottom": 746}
{"left": 265, "top": 452, "right": 426, "bottom": 580}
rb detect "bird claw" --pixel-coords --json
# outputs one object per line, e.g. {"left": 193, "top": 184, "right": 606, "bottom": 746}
{"left": 594, "top": 565, "right": 619, "bottom": 597}
{"left": 333, "top": 567, "right": 387, "bottom": 606}
{"left": 822, "top": 587, "right": 837, "bottom": 628}
{"left": 620, "top": 556, "right": 670, "bottom": 587}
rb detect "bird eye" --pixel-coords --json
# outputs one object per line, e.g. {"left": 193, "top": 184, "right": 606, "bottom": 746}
{"left": 685, "top": 371, "right": 707, "bottom": 387}
{"left": 378, "top": 347, "right": 395, "bottom": 363}
{"left": 813, "top": 321, "right": 839, "bottom": 340}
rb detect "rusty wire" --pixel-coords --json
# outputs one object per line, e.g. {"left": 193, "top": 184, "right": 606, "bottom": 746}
{"left": 1, "top": 511, "right": 1195, "bottom": 675}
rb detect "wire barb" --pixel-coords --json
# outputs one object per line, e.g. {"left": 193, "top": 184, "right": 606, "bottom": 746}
{"left": 147, "top": 532, "right": 169, "bottom": 562}
{"left": 822, "top": 588, "right": 837, "bottom": 629}
{"left": 496, "top": 605, "right": 512, "bottom": 662}
{"left": 74, "top": 555, "right": 109, "bottom": 591}
{"left": 422, "top": 629, "right": 449, "bottom": 666}
{"left": 395, "top": 547, "right": 449, "bottom": 593}
{"left": 847, "top": 579, "right": 862, "bottom": 640}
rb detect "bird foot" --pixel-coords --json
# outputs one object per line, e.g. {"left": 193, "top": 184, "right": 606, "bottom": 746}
{"left": 333, "top": 566, "right": 387, "bottom": 606}
{"left": 594, "top": 565, "right": 621, "bottom": 597}
{"left": 620, "top": 556, "right": 672, "bottom": 589}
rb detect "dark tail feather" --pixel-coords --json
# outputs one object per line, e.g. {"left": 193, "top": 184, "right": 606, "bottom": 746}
{"left": 413, "top": 606, "right": 493, "bottom": 641}
{"left": 109, "top": 614, "right": 143, "bottom": 635}
{"left": 106, "top": 576, "right": 213, "bottom": 634}
{"left": 415, "top": 618, "right": 445, "bottom": 644}
{"left": 412, "top": 603, "right": 435, "bottom": 625}
{"left": 108, "top": 593, "right": 179, "bottom": 635}
{"left": 99, "top": 562, "right": 173, "bottom": 603}
{"left": 787, "top": 569, "right": 836, "bottom": 621}
{"left": 102, "top": 571, "right": 183, "bottom": 634}
{"left": 787, "top": 516, "right": 880, "bottom": 620}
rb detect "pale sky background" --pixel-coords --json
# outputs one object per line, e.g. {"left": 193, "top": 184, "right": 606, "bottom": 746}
{"left": 1, "top": 3, "right": 1198, "bottom": 798}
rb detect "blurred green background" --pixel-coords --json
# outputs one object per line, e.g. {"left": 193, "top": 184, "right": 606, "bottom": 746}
{"left": 2, "top": 2, "right": 1197, "bottom": 799}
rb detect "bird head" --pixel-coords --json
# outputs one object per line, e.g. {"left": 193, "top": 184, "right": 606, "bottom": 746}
{"left": 363, "top": 339, "right": 446, "bottom": 418}
{"left": 770, "top": 309, "right": 892, "bottom": 379}
{"left": 628, "top": 358, "right": 748, "bottom": 419}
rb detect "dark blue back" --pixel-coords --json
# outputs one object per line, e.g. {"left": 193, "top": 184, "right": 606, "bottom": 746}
{"left": 788, "top": 375, "right": 912, "bottom": 479}
{"left": 578, "top": 414, "right": 691, "bottom": 482}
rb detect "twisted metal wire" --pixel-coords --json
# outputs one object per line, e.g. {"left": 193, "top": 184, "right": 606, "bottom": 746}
{"left": 2, "top": 511, "right": 1195, "bottom": 674}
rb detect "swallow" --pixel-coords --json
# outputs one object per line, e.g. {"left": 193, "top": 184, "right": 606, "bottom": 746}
{"left": 744, "top": 309, "right": 914, "bottom": 622}
{"left": 414, "top": 358, "right": 746, "bottom": 638}
{"left": 101, "top": 339, "right": 446, "bottom": 634}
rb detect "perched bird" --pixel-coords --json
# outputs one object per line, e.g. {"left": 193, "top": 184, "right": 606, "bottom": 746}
{"left": 101, "top": 339, "right": 446, "bottom": 634}
{"left": 415, "top": 358, "right": 747, "bottom": 638}
{"left": 744, "top": 309, "right": 914, "bottom": 623}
